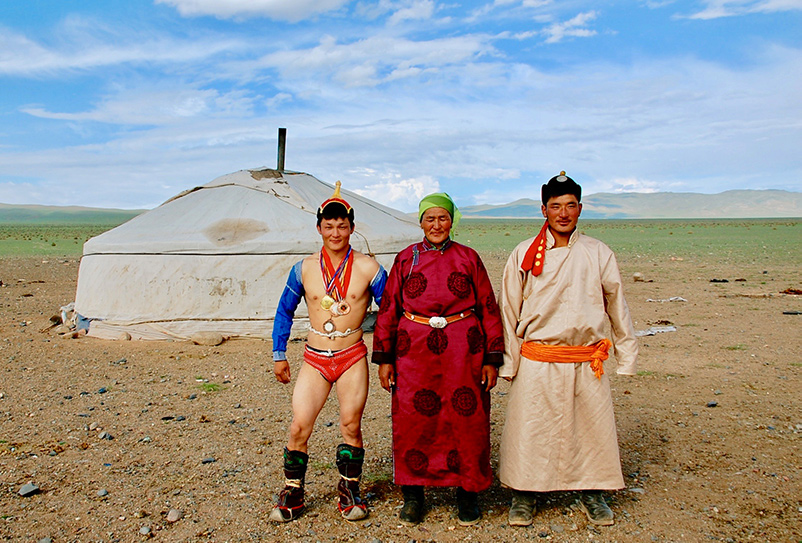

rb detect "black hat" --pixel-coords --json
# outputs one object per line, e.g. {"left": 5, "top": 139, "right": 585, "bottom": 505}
{"left": 541, "top": 171, "right": 581, "bottom": 205}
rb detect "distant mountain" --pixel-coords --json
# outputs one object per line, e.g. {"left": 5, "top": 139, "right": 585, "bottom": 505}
{"left": 461, "top": 190, "right": 802, "bottom": 219}
{"left": 0, "top": 203, "right": 143, "bottom": 224}
{"left": 3, "top": 189, "right": 801, "bottom": 223}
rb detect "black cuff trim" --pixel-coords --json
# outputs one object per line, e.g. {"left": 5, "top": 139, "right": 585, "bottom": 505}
{"left": 484, "top": 352, "right": 503, "bottom": 368}
{"left": 371, "top": 351, "right": 396, "bottom": 365}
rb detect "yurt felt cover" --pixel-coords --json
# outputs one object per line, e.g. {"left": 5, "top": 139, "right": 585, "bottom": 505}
{"left": 74, "top": 169, "right": 421, "bottom": 340}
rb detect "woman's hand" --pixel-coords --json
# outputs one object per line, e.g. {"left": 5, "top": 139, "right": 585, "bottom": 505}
{"left": 378, "top": 363, "right": 396, "bottom": 392}
{"left": 481, "top": 364, "right": 498, "bottom": 391}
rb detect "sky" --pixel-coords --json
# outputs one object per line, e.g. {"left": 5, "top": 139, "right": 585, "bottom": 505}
{"left": 1, "top": 1, "right": 801, "bottom": 212}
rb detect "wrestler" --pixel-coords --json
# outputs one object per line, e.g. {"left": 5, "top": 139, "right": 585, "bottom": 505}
{"left": 269, "top": 182, "right": 387, "bottom": 523}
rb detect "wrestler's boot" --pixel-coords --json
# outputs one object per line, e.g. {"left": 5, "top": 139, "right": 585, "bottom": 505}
{"left": 268, "top": 448, "right": 308, "bottom": 523}
{"left": 335, "top": 443, "right": 369, "bottom": 521}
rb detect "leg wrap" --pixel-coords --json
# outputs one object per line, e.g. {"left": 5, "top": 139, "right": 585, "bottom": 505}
{"left": 283, "top": 447, "right": 308, "bottom": 483}
{"left": 336, "top": 444, "right": 368, "bottom": 520}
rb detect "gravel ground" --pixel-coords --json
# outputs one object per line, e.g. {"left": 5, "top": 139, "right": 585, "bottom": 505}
{"left": 0, "top": 254, "right": 800, "bottom": 542}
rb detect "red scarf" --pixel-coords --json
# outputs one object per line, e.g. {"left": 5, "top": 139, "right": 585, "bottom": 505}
{"left": 520, "top": 220, "right": 549, "bottom": 276}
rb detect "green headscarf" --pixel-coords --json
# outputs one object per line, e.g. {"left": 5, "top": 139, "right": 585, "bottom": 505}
{"left": 418, "top": 192, "right": 461, "bottom": 230}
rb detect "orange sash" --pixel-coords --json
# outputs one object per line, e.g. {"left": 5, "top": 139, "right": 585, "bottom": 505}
{"left": 520, "top": 339, "right": 612, "bottom": 379}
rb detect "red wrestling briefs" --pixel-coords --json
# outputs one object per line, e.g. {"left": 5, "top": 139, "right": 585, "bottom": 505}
{"left": 303, "top": 340, "right": 368, "bottom": 383}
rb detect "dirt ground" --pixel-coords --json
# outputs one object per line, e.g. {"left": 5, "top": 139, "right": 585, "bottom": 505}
{"left": 0, "top": 253, "right": 799, "bottom": 542}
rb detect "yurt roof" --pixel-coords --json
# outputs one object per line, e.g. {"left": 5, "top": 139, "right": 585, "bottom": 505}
{"left": 83, "top": 168, "right": 420, "bottom": 256}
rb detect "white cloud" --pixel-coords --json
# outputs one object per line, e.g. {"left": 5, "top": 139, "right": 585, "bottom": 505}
{"left": 684, "top": 0, "right": 802, "bottom": 19}
{"left": 350, "top": 170, "right": 438, "bottom": 211}
{"left": 388, "top": 0, "right": 436, "bottom": 25}
{"left": 643, "top": 0, "right": 676, "bottom": 8}
{"left": 493, "top": 0, "right": 551, "bottom": 6}
{"left": 156, "top": 0, "right": 351, "bottom": 22}
{"left": 251, "top": 33, "right": 496, "bottom": 88}
{"left": 0, "top": 24, "right": 240, "bottom": 76}
{"left": 21, "top": 87, "right": 258, "bottom": 125}
{"left": 542, "top": 11, "right": 598, "bottom": 43}
{"left": 595, "top": 177, "right": 663, "bottom": 193}
{"left": 466, "top": 0, "right": 551, "bottom": 24}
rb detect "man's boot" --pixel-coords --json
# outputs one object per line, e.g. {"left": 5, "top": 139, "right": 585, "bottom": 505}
{"left": 508, "top": 489, "right": 537, "bottom": 526}
{"left": 577, "top": 490, "right": 614, "bottom": 526}
{"left": 399, "top": 485, "right": 424, "bottom": 526}
{"left": 336, "top": 444, "right": 368, "bottom": 521}
{"left": 268, "top": 448, "right": 308, "bottom": 523}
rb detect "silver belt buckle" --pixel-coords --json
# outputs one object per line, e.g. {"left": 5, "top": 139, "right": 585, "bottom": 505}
{"left": 428, "top": 316, "right": 447, "bottom": 329}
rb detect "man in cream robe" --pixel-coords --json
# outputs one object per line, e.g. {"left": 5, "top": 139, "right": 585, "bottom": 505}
{"left": 499, "top": 172, "right": 638, "bottom": 527}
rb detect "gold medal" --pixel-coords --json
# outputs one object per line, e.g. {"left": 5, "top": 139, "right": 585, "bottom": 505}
{"left": 320, "top": 295, "right": 335, "bottom": 310}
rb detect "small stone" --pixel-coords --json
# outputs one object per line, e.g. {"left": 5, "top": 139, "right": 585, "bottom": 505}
{"left": 201, "top": 457, "right": 216, "bottom": 464}
{"left": 99, "top": 431, "right": 113, "bottom": 440}
{"left": 707, "top": 401, "right": 718, "bottom": 408}
{"left": 714, "top": 390, "right": 722, "bottom": 395}
{"left": 190, "top": 332, "right": 225, "bottom": 346}
{"left": 98, "top": 387, "right": 107, "bottom": 394}
{"left": 551, "top": 524, "right": 565, "bottom": 533}
{"left": 19, "top": 482, "right": 40, "bottom": 497}
{"left": 139, "top": 526, "right": 151, "bottom": 536}
{"left": 97, "top": 489, "right": 109, "bottom": 497}
{"left": 633, "top": 272, "right": 644, "bottom": 282}
{"left": 166, "top": 509, "right": 183, "bottom": 523}
{"left": 629, "top": 487, "right": 645, "bottom": 494}
{"left": 38, "top": 538, "right": 52, "bottom": 543}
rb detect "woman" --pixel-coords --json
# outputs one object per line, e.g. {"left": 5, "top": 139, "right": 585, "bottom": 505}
{"left": 372, "top": 193, "right": 504, "bottom": 526}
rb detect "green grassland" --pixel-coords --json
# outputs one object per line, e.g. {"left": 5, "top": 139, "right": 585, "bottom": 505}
{"left": 0, "top": 217, "right": 799, "bottom": 267}
{"left": 0, "top": 207, "right": 141, "bottom": 257}
{"left": 456, "top": 218, "right": 801, "bottom": 267}
{"left": 0, "top": 224, "right": 125, "bottom": 257}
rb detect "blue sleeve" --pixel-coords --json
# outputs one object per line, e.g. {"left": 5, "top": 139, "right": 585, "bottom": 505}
{"left": 369, "top": 265, "right": 388, "bottom": 307}
{"left": 272, "top": 261, "right": 304, "bottom": 361}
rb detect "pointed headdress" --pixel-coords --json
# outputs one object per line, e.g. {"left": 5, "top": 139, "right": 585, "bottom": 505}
{"left": 317, "top": 181, "right": 354, "bottom": 222}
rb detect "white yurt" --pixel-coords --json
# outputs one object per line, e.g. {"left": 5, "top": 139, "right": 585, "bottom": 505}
{"left": 74, "top": 168, "right": 421, "bottom": 340}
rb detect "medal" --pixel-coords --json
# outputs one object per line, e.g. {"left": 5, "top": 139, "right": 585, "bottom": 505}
{"left": 323, "top": 319, "right": 336, "bottom": 333}
{"left": 320, "top": 246, "right": 354, "bottom": 315}
{"left": 334, "top": 301, "right": 351, "bottom": 316}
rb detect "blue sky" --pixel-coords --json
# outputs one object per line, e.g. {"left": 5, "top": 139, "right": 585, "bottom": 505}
{"left": 1, "top": 0, "right": 801, "bottom": 212}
